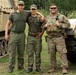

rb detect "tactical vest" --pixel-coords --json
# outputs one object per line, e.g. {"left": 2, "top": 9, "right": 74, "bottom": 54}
{"left": 46, "top": 13, "right": 66, "bottom": 37}
{"left": 46, "top": 13, "right": 64, "bottom": 32}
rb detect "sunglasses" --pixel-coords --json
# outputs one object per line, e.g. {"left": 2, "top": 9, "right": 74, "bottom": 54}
{"left": 50, "top": 7, "right": 57, "bottom": 9}
{"left": 31, "top": 9, "right": 36, "bottom": 10}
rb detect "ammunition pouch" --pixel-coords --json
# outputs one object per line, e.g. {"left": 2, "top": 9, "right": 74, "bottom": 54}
{"left": 47, "top": 25, "right": 58, "bottom": 32}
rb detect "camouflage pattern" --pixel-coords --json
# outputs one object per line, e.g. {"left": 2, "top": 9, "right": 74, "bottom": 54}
{"left": 46, "top": 16, "right": 58, "bottom": 32}
{"left": 27, "top": 15, "right": 42, "bottom": 68}
{"left": 8, "top": 32, "right": 25, "bottom": 68}
{"left": 27, "top": 35, "right": 42, "bottom": 68}
{"left": 45, "top": 13, "right": 70, "bottom": 69}
{"left": 47, "top": 36, "right": 68, "bottom": 68}
{"left": 45, "top": 13, "right": 70, "bottom": 34}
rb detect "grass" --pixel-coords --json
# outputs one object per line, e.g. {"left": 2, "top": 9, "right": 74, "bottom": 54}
{"left": 0, "top": 31, "right": 76, "bottom": 75}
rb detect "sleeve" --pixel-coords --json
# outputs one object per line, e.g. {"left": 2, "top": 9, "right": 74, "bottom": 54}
{"left": 41, "top": 20, "right": 47, "bottom": 31}
{"left": 26, "top": 17, "right": 29, "bottom": 24}
{"left": 9, "top": 13, "right": 13, "bottom": 22}
{"left": 58, "top": 15, "right": 70, "bottom": 29}
{"left": 41, "top": 15, "right": 50, "bottom": 30}
{"left": 45, "top": 15, "right": 49, "bottom": 24}
{"left": 25, "top": 10, "right": 31, "bottom": 18}
{"left": 25, "top": 10, "right": 31, "bottom": 23}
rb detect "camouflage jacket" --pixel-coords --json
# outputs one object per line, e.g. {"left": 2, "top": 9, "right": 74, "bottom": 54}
{"left": 45, "top": 13, "right": 70, "bottom": 38}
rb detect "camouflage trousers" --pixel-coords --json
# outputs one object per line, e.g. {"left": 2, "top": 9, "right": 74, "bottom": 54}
{"left": 47, "top": 36, "right": 68, "bottom": 69}
{"left": 27, "top": 35, "right": 42, "bottom": 68}
{"left": 8, "top": 32, "right": 25, "bottom": 68}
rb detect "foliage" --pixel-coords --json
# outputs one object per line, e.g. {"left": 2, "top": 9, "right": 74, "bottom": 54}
{"left": 22, "top": 0, "right": 76, "bottom": 16}
{"left": 68, "top": 11, "right": 76, "bottom": 18}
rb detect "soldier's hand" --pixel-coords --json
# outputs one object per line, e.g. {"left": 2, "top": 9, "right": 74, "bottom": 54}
{"left": 36, "top": 31, "right": 44, "bottom": 39}
{"left": 5, "top": 34, "right": 9, "bottom": 41}
{"left": 40, "top": 17, "right": 44, "bottom": 22}
{"left": 55, "top": 21, "right": 60, "bottom": 26}
{"left": 44, "top": 24, "right": 49, "bottom": 28}
{"left": 36, "top": 33, "right": 42, "bottom": 39}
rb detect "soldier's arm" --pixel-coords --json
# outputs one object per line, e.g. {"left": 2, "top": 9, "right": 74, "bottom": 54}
{"left": 36, "top": 18, "right": 45, "bottom": 39}
{"left": 5, "top": 13, "right": 13, "bottom": 41}
{"left": 57, "top": 15, "right": 70, "bottom": 29}
{"left": 37, "top": 12, "right": 44, "bottom": 22}
{"left": 36, "top": 30, "right": 44, "bottom": 39}
{"left": 5, "top": 20, "right": 11, "bottom": 41}
{"left": 42, "top": 15, "right": 50, "bottom": 30}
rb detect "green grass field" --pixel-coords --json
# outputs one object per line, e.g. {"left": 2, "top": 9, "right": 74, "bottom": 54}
{"left": 0, "top": 31, "right": 76, "bottom": 75}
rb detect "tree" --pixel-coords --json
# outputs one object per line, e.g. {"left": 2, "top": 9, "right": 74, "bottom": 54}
{"left": 45, "top": 0, "right": 76, "bottom": 15}
{"left": 23, "top": 0, "right": 76, "bottom": 16}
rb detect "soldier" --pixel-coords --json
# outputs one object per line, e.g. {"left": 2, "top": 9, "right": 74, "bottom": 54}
{"left": 5, "top": 1, "right": 44, "bottom": 73}
{"left": 5, "top": 1, "right": 29, "bottom": 73}
{"left": 5, "top": 1, "right": 30, "bottom": 73}
{"left": 44, "top": 4, "right": 70, "bottom": 74}
{"left": 26, "top": 4, "right": 44, "bottom": 73}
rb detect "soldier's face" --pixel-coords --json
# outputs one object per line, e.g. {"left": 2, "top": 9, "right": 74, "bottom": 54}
{"left": 18, "top": 4, "right": 24, "bottom": 12}
{"left": 50, "top": 5, "right": 57, "bottom": 14}
{"left": 30, "top": 8, "right": 37, "bottom": 15}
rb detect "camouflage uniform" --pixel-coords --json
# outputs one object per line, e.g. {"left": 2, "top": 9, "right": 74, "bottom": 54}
{"left": 45, "top": 13, "right": 70, "bottom": 69}
{"left": 27, "top": 15, "right": 42, "bottom": 69}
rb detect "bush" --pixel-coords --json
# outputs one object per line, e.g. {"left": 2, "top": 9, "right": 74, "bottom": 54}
{"left": 68, "top": 11, "right": 76, "bottom": 19}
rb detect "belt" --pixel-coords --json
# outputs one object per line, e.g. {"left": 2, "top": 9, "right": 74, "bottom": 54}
{"left": 28, "top": 33, "right": 37, "bottom": 37}
{"left": 47, "top": 32, "right": 63, "bottom": 38}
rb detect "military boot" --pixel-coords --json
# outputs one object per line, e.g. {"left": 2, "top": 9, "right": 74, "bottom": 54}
{"left": 48, "top": 68, "right": 56, "bottom": 73}
{"left": 36, "top": 67, "right": 43, "bottom": 73}
{"left": 26, "top": 68, "right": 33, "bottom": 73}
{"left": 62, "top": 68, "right": 67, "bottom": 74}
{"left": 8, "top": 66, "right": 14, "bottom": 73}
{"left": 18, "top": 66, "right": 24, "bottom": 70}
